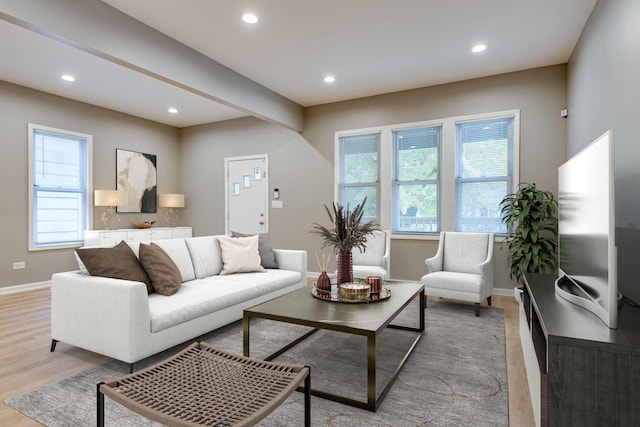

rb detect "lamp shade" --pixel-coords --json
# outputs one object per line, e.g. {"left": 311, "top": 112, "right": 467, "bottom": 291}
{"left": 94, "top": 190, "right": 127, "bottom": 207}
{"left": 159, "top": 193, "right": 185, "bottom": 208}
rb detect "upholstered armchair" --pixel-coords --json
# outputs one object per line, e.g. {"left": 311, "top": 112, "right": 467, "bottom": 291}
{"left": 421, "top": 231, "right": 494, "bottom": 316}
{"left": 351, "top": 230, "right": 391, "bottom": 279}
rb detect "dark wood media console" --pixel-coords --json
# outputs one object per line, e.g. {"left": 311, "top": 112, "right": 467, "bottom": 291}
{"left": 522, "top": 274, "right": 640, "bottom": 427}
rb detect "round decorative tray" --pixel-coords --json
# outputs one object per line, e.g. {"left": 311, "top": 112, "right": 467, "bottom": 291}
{"left": 311, "top": 283, "right": 391, "bottom": 303}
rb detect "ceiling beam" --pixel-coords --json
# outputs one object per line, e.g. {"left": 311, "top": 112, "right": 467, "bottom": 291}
{"left": 0, "top": 0, "right": 304, "bottom": 131}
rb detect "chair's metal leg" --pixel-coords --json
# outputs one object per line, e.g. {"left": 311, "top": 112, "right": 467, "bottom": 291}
{"left": 50, "top": 339, "right": 58, "bottom": 352}
{"left": 487, "top": 296, "right": 492, "bottom": 306}
{"left": 304, "top": 366, "right": 311, "bottom": 427}
{"left": 97, "top": 382, "right": 105, "bottom": 427}
{"left": 475, "top": 303, "right": 480, "bottom": 317}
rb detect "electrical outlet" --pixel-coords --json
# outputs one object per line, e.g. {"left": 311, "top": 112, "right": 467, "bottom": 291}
{"left": 13, "top": 261, "right": 25, "bottom": 270}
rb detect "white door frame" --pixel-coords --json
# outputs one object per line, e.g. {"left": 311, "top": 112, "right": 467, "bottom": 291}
{"left": 224, "top": 154, "right": 269, "bottom": 234}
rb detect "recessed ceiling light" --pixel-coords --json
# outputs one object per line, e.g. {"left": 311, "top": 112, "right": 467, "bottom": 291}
{"left": 168, "top": 108, "right": 178, "bottom": 114}
{"left": 323, "top": 76, "right": 335, "bottom": 83}
{"left": 61, "top": 74, "right": 76, "bottom": 82}
{"left": 472, "top": 44, "right": 487, "bottom": 53}
{"left": 242, "top": 13, "right": 258, "bottom": 24}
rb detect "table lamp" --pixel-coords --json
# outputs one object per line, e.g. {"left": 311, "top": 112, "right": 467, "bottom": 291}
{"left": 159, "top": 193, "right": 185, "bottom": 227}
{"left": 94, "top": 190, "right": 127, "bottom": 229}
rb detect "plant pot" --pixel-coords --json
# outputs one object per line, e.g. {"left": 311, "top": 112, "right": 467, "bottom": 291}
{"left": 337, "top": 251, "right": 353, "bottom": 285}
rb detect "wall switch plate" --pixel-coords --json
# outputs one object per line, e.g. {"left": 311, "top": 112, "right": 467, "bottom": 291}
{"left": 13, "top": 261, "right": 26, "bottom": 270}
{"left": 271, "top": 200, "right": 283, "bottom": 209}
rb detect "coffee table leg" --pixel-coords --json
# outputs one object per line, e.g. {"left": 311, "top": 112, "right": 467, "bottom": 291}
{"left": 97, "top": 382, "right": 104, "bottom": 427}
{"left": 304, "top": 366, "right": 311, "bottom": 427}
{"left": 419, "top": 291, "right": 425, "bottom": 331}
{"left": 243, "top": 313, "right": 250, "bottom": 357}
{"left": 367, "top": 334, "right": 376, "bottom": 411}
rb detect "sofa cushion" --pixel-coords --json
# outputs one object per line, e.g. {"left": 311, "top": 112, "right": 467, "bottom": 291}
{"left": 139, "top": 243, "right": 182, "bottom": 296}
{"left": 148, "top": 269, "right": 302, "bottom": 332}
{"left": 75, "top": 240, "right": 152, "bottom": 293}
{"left": 152, "top": 239, "right": 196, "bottom": 282}
{"left": 218, "top": 235, "right": 265, "bottom": 275}
{"left": 184, "top": 236, "right": 223, "bottom": 278}
{"left": 230, "top": 231, "right": 279, "bottom": 269}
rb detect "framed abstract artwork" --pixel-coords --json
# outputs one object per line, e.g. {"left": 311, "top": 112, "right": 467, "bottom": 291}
{"left": 116, "top": 149, "right": 157, "bottom": 213}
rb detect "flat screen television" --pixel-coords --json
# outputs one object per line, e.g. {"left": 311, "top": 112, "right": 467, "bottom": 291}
{"left": 555, "top": 130, "right": 617, "bottom": 329}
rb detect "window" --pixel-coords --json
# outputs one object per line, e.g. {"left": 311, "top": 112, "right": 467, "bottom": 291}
{"left": 335, "top": 110, "right": 519, "bottom": 236}
{"left": 337, "top": 132, "right": 380, "bottom": 222}
{"left": 393, "top": 126, "right": 441, "bottom": 232}
{"left": 28, "top": 124, "right": 92, "bottom": 250}
{"left": 455, "top": 117, "right": 513, "bottom": 233}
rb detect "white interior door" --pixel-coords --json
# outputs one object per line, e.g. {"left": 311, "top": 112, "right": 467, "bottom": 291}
{"left": 225, "top": 155, "right": 269, "bottom": 234}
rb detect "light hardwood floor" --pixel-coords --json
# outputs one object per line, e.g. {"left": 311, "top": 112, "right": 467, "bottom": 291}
{"left": 0, "top": 288, "right": 535, "bottom": 426}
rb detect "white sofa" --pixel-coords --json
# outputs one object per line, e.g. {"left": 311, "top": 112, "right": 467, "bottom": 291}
{"left": 50, "top": 235, "right": 307, "bottom": 365}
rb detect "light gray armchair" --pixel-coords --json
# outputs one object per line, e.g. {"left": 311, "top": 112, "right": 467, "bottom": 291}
{"left": 351, "top": 230, "right": 391, "bottom": 279}
{"left": 421, "top": 231, "right": 494, "bottom": 316}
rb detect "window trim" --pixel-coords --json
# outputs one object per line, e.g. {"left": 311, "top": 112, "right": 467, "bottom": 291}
{"left": 28, "top": 123, "right": 93, "bottom": 251}
{"left": 335, "top": 109, "right": 519, "bottom": 240}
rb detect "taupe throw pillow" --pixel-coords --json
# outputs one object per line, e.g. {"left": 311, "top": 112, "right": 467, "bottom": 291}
{"left": 76, "top": 240, "right": 152, "bottom": 294}
{"left": 230, "top": 231, "right": 279, "bottom": 269}
{"left": 139, "top": 243, "right": 182, "bottom": 296}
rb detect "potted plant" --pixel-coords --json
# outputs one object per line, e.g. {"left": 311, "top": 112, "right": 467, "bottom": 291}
{"left": 311, "top": 197, "right": 380, "bottom": 284}
{"left": 499, "top": 183, "right": 558, "bottom": 284}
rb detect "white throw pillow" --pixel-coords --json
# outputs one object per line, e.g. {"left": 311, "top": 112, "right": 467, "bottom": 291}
{"left": 218, "top": 234, "right": 265, "bottom": 275}
{"left": 185, "top": 236, "right": 223, "bottom": 278}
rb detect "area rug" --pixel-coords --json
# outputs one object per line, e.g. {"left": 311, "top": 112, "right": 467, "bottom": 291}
{"left": 5, "top": 300, "right": 508, "bottom": 426}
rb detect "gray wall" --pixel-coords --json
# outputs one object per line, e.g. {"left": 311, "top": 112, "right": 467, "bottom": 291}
{"left": 1, "top": 64, "right": 568, "bottom": 291}
{"left": 567, "top": 0, "right": 640, "bottom": 303}
{"left": 182, "top": 65, "right": 568, "bottom": 291}
{"left": 0, "top": 81, "right": 180, "bottom": 288}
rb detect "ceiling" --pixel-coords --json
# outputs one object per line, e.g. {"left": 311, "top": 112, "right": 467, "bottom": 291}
{"left": 0, "top": 0, "right": 597, "bottom": 128}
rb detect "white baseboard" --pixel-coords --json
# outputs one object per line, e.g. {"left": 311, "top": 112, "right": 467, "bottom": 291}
{"left": 0, "top": 280, "right": 51, "bottom": 295}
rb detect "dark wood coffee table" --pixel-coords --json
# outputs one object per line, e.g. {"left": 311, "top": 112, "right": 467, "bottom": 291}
{"left": 243, "top": 280, "right": 424, "bottom": 412}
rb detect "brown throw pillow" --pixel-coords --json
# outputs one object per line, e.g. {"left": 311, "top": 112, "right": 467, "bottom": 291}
{"left": 138, "top": 243, "right": 182, "bottom": 296}
{"left": 76, "top": 240, "right": 152, "bottom": 294}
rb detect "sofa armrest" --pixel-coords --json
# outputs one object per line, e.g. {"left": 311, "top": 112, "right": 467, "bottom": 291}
{"left": 274, "top": 249, "right": 307, "bottom": 283}
{"left": 51, "top": 271, "right": 151, "bottom": 362}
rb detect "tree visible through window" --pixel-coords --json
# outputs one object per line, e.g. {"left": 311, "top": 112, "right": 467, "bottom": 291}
{"left": 455, "top": 117, "right": 513, "bottom": 233}
{"left": 393, "top": 126, "right": 441, "bottom": 232}
{"left": 335, "top": 110, "right": 518, "bottom": 235}
{"left": 29, "top": 124, "right": 92, "bottom": 250}
{"left": 338, "top": 132, "right": 380, "bottom": 222}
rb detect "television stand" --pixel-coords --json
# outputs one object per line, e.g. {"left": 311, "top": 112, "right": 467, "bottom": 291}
{"left": 521, "top": 273, "right": 640, "bottom": 427}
